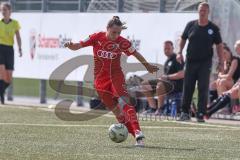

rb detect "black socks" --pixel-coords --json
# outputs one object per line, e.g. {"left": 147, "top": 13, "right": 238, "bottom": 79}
{"left": 0, "top": 80, "right": 5, "bottom": 104}
{"left": 207, "top": 94, "right": 231, "bottom": 118}
{"left": 209, "top": 90, "right": 218, "bottom": 103}
{"left": 0, "top": 80, "right": 10, "bottom": 104}
{"left": 3, "top": 81, "right": 10, "bottom": 91}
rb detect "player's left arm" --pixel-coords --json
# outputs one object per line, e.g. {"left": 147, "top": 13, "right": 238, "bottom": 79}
{"left": 15, "top": 31, "right": 22, "bottom": 57}
{"left": 122, "top": 38, "right": 158, "bottom": 73}
{"left": 132, "top": 51, "right": 159, "bottom": 73}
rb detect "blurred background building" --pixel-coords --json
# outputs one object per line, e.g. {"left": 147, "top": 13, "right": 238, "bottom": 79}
{"left": 0, "top": 0, "right": 205, "bottom": 13}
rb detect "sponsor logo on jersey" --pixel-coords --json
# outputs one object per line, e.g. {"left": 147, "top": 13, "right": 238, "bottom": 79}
{"left": 208, "top": 29, "right": 214, "bottom": 35}
{"left": 97, "top": 50, "right": 117, "bottom": 59}
{"left": 167, "top": 61, "right": 173, "bottom": 67}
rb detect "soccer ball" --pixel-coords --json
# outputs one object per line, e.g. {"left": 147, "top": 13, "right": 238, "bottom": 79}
{"left": 108, "top": 123, "right": 128, "bottom": 143}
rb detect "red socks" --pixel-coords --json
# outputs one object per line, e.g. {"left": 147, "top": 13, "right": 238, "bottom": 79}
{"left": 116, "top": 104, "right": 141, "bottom": 137}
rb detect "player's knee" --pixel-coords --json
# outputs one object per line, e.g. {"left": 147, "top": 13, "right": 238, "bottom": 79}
{"left": 218, "top": 79, "right": 227, "bottom": 87}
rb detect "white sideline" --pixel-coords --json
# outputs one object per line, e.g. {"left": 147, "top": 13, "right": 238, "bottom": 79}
{"left": 0, "top": 122, "right": 239, "bottom": 130}
{"left": 1, "top": 105, "right": 239, "bottom": 129}
{"left": 166, "top": 120, "right": 240, "bottom": 129}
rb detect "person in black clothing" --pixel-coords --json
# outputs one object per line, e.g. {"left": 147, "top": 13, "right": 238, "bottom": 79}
{"left": 177, "top": 2, "right": 224, "bottom": 122}
{"left": 142, "top": 41, "right": 184, "bottom": 115}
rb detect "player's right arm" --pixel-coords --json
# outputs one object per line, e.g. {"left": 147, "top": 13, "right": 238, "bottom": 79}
{"left": 178, "top": 39, "right": 186, "bottom": 55}
{"left": 176, "top": 38, "right": 186, "bottom": 64}
{"left": 64, "top": 32, "right": 99, "bottom": 51}
{"left": 177, "top": 21, "right": 193, "bottom": 63}
{"left": 64, "top": 41, "right": 82, "bottom": 50}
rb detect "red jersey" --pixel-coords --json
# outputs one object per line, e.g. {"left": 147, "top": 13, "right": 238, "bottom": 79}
{"left": 80, "top": 32, "right": 136, "bottom": 80}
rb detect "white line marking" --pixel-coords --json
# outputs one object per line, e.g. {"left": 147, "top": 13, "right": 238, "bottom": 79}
{"left": 0, "top": 122, "right": 239, "bottom": 130}
{"left": 168, "top": 120, "right": 240, "bottom": 129}
{"left": 1, "top": 105, "right": 239, "bottom": 129}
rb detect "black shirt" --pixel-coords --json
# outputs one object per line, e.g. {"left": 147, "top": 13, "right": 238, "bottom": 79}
{"left": 164, "top": 54, "right": 184, "bottom": 92}
{"left": 182, "top": 20, "right": 222, "bottom": 62}
{"left": 232, "top": 56, "right": 240, "bottom": 82}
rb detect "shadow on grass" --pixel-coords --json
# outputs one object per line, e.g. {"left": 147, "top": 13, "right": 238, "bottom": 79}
{"left": 119, "top": 145, "right": 197, "bottom": 151}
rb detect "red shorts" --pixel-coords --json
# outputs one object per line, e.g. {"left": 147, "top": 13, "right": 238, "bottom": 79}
{"left": 94, "top": 74, "right": 128, "bottom": 108}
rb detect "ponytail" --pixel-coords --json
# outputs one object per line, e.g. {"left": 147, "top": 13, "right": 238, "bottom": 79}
{"left": 107, "top": 16, "right": 127, "bottom": 30}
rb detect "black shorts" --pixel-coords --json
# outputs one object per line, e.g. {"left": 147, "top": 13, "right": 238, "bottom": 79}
{"left": 0, "top": 44, "right": 14, "bottom": 70}
{"left": 148, "top": 79, "right": 181, "bottom": 94}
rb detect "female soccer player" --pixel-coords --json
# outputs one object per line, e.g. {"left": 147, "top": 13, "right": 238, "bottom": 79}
{"left": 0, "top": 3, "right": 22, "bottom": 104}
{"left": 209, "top": 44, "right": 240, "bottom": 102}
{"left": 206, "top": 40, "right": 240, "bottom": 118}
{"left": 65, "top": 16, "right": 159, "bottom": 146}
{"left": 216, "top": 45, "right": 240, "bottom": 95}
